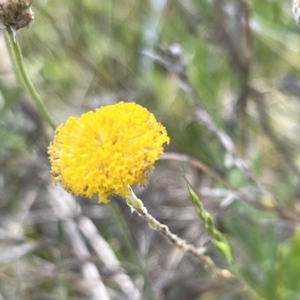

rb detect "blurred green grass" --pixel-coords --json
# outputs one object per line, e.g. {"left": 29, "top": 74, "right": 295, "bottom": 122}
{"left": 0, "top": 0, "right": 300, "bottom": 299}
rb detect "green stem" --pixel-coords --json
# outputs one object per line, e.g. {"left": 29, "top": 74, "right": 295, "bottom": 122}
{"left": 6, "top": 32, "right": 56, "bottom": 129}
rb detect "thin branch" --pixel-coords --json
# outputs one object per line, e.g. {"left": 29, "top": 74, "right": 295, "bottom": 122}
{"left": 125, "top": 187, "right": 264, "bottom": 300}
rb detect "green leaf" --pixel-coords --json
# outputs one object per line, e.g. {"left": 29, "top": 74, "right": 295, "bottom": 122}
{"left": 186, "top": 180, "right": 233, "bottom": 264}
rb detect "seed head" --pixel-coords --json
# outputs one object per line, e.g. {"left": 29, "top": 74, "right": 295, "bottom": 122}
{"left": 0, "top": 0, "right": 34, "bottom": 33}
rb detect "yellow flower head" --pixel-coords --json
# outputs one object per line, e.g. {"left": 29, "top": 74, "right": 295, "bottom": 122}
{"left": 48, "top": 101, "right": 169, "bottom": 203}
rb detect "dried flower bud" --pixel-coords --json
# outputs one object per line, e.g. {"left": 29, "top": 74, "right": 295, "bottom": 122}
{"left": 0, "top": 0, "right": 34, "bottom": 33}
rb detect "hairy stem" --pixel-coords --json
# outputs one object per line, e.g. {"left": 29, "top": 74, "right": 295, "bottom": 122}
{"left": 125, "top": 187, "right": 265, "bottom": 299}
{"left": 6, "top": 33, "right": 56, "bottom": 129}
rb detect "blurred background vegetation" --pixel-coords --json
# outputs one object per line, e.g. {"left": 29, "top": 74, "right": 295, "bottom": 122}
{"left": 0, "top": 0, "right": 300, "bottom": 299}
